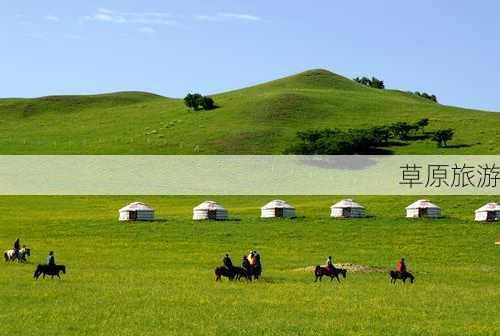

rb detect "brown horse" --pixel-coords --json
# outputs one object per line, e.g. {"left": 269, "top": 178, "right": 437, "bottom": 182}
{"left": 314, "top": 266, "right": 347, "bottom": 282}
{"left": 389, "top": 270, "right": 415, "bottom": 284}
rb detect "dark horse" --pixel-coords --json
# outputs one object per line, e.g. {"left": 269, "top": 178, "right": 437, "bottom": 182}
{"left": 215, "top": 266, "right": 252, "bottom": 281}
{"left": 252, "top": 259, "right": 262, "bottom": 280}
{"left": 233, "top": 266, "right": 252, "bottom": 281}
{"left": 215, "top": 266, "right": 235, "bottom": 281}
{"left": 389, "top": 270, "right": 415, "bottom": 284}
{"left": 33, "top": 264, "right": 66, "bottom": 280}
{"left": 314, "top": 266, "right": 347, "bottom": 282}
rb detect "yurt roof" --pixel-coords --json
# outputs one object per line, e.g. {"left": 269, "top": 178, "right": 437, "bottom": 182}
{"left": 405, "top": 199, "right": 440, "bottom": 210}
{"left": 194, "top": 201, "right": 226, "bottom": 211}
{"left": 261, "top": 200, "right": 295, "bottom": 210}
{"left": 475, "top": 202, "right": 500, "bottom": 213}
{"left": 331, "top": 199, "right": 364, "bottom": 209}
{"left": 119, "top": 202, "right": 154, "bottom": 212}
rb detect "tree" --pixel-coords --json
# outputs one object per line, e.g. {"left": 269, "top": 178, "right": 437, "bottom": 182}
{"left": 353, "top": 76, "right": 385, "bottom": 89}
{"left": 184, "top": 93, "right": 215, "bottom": 111}
{"left": 369, "top": 126, "right": 392, "bottom": 145}
{"left": 413, "top": 91, "right": 438, "bottom": 103}
{"left": 184, "top": 93, "right": 203, "bottom": 110}
{"left": 370, "top": 77, "right": 385, "bottom": 89}
{"left": 416, "top": 118, "right": 429, "bottom": 133}
{"left": 354, "top": 77, "right": 372, "bottom": 86}
{"left": 201, "top": 96, "right": 215, "bottom": 110}
{"left": 183, "top": 93, "right": 195, "bottom": 110}
{"left": 432, "top": 129, "right": 454, "bottom": 147}
{"left": 390, "top": 122, "right": 414, "bottom": 140}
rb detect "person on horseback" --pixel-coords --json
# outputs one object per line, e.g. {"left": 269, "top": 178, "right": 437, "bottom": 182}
{"left": 396, "top": 258, "right": 407, "bottom": 274}
{"left": 223, "top": 253, "right": 233, "bottom": 271}
{"left": 326, "top": 256, "right": 334, "bottom": 272}
{"left": 253, "top": 251, "right": 262, "bottom": 278}
{"left": 47, "top": 251, "right": 56, "bottom": 268}
{"left": 13, "top": 238, "right": 20, "bottom": 259}
{"left": 242, "top": 255, "right": 252, "bottom": 276}
{"left": 254, "top": 251, "right": 261, "bottom": 265}
{"left": 247, "top": 250, "right": 256, "bottom": 266}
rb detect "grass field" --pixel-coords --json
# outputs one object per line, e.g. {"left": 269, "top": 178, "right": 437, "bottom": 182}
{"left": 1, "top": 69, "right": 500, "bottom": 154}
{"left": 1, "top": 196, "right": 499, "bottom": 335}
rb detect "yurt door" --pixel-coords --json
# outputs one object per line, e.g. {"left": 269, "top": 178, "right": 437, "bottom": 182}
{"left": 129, "top": 211, "right": 138, "bottom": 221}
{"left": 418, "top": 208, "right": 425, "bottom": 217}
{"left": 343, "top": 208, "right": 351, "bottom": 217}
{"left": 208, "top": 210, "right": 217, "bottom": 220}
{"left": 487, "top": 211, "right": 495, "bottom": 221}
{"left": 275, "top": 208, "right": 284, "bottom": 217}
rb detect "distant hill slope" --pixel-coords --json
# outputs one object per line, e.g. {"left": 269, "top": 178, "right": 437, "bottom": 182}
{"left": 0, "top": 69, "right": 499, "bottom": 154}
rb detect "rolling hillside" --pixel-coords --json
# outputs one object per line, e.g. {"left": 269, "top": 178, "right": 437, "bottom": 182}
{"left": 1, "top": 69, "right": 499, "bottom": 154}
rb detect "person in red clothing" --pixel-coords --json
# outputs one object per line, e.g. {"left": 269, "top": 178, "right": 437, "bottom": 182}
{"left": 396, "top": 258, "right": 407, "bottom": 274}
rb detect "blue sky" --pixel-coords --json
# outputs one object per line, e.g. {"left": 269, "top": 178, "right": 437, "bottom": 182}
{"left": 1, "top": 1, "right": 500, "bottom": 111}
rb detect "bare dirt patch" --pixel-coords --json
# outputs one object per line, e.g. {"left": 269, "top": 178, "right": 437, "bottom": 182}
{"left": 293, "top": 263, "right": 387, "bottom": 273}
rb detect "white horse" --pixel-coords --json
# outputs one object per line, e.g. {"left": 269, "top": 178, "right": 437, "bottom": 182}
{"left": 4, "top": 247, "right": 31, "bottom": 262}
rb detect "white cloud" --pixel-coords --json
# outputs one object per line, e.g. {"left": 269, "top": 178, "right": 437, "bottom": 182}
{"left": 194, "top": 15, "right": 218, "bottom": 22}
{"left": 219, "top": 13, "right": 261, "bottom": 21}
{"left": 97, "top": 8, "right": 113, "bottom": 14}
{"left": 44, "top": 15, "right": 60, "bottom": 22}
{"left": 84, "top": 8, "right": 174, "bottom": 25}
{"left": 195, "top": 12, "right": 261, "bottom": 22}
{"left": 138, "top": 27, "right": 156, "bottom": 34}
{"left": 84, "top": 9, "right": 126, "bottom": 23}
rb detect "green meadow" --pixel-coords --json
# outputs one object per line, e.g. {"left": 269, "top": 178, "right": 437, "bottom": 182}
{"left": 1, "top": 69, "right": 500, "bottom": 154}
{"left": 1, "top": 196, "right": 499, "bottom": 335}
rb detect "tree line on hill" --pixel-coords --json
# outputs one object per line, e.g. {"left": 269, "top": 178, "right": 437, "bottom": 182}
{"left": 353, "top": 76, "right": 385, "bottom": 89}
{"left": 354, "top": 76, "right": 438, "bottom": 103}
{"left": 184, "top": 93, "right": 217, "bottom": 111}
{"left": 286, "top": 119, "right": 454, "bottom": 154}
{"left": 411, "top": 91, "right": 438, "bottom": 103}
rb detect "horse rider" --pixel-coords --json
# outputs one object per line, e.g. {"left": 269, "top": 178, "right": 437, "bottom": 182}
{"left": 254, "top": 251, "right": 261, "bottom": 265}
{"left": 326, "top": 256, "right": 334, "bottom": 271}
{"left": 242, "top": 255, "right": 252, "bottom": 276}
{"left": 223, "top": 253, "right": 233, "bottom": 271}
{"left": 247, "top": 250, "right": 257, "bottom": 267}
{"left": 13, "top": 238, "right": 20, "bottom": 259}
{"left": 47, "top": 251, "right": 56, "bottom": 268}
{"left": 254, "top": 252, "right": 262, "bottom": 274}
{"left": 396, "top": 258, "right": 407, "bottom": 274}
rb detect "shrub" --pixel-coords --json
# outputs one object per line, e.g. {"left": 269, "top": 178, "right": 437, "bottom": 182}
{"left": 184, "top": 93, "right": 217, "bottom": 111}
{"left": 432, "top": 129, "right": 454, "bottom": 147}
{"left": 413, "top": 91, "right": 438, "bottom": 103}
{"left": 354, "top": 76, "right": 385, "bottom": 89}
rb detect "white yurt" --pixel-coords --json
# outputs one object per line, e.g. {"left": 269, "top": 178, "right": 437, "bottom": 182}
{"left": 474, "top": 203, "right": 500, "bottom": 222}
{"left": 330, "top": 199, "right": 365, "bottom": 218}
{"left": 193, "top": 201, "right": 228, "bottom": 220}
{"left": 261, "top": 200, "right": 296, "bottom": 218}
{"left": 406, "top": 199, "right": 441, "bottom": 218}
{"left": 119, "top": 202, "right": 155, "bottom": 221}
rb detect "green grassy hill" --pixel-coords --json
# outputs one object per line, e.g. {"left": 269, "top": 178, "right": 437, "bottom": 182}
{"left": 1, "top": 69, "right": 499, "bottom": 154}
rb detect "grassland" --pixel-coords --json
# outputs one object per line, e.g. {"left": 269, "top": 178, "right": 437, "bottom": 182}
{"left": 1, "top": 69, "right": 499, "bottom": 154}
{"left": 1, "top": 195, "right": 499, "bottom": 335}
